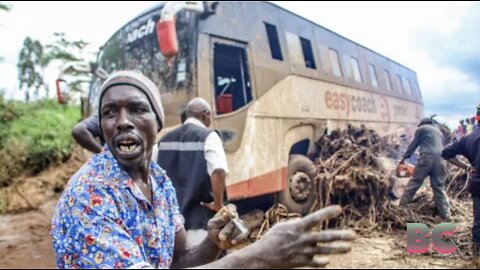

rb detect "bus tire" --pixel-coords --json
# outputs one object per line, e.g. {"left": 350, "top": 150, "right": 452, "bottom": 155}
{"left": 276, "top": 155, "right": 317, "bottom": 216}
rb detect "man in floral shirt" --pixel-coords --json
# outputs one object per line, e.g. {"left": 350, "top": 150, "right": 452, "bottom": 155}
{"left": 51, "top": 70, "right": 355, "bottom": 269}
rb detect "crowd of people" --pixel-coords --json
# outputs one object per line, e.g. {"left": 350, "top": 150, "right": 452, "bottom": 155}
{"left": 453, "top": 105, "right": 480, "bottom": 140}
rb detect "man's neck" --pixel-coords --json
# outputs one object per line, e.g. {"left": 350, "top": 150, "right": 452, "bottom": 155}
{"left": 185, "top": 117, "right": 206, "bottom": 128}
{"left": 125, "top": 160, "right": 151, "bottom": 185}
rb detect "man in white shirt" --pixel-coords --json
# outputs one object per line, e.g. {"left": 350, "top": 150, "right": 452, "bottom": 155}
{"left": 157, "top": 98, "right": 229, "bottom": 245}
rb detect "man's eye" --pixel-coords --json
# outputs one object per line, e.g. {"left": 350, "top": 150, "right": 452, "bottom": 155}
{"left": 133, "top": 108, "right": 148, "bottom": 113}
{"left": 102, "top": 109, "right": 114, "bottom": 117}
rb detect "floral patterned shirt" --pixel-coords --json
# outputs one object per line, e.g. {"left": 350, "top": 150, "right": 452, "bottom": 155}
{"left": 51, "top": 147, "right": 184, "bottom": 269}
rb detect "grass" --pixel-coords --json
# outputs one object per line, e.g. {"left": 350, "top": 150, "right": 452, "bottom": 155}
{"left": 0, "top": 97, "right": 80, "bottom": 186}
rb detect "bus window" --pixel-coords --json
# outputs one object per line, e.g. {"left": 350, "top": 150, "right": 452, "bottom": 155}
{"left": 368, "top": 64, "right": 378, "bottom": 88}
{"left": 213, "top": 43, "right": 253, "bottom": 115}
{"left": 402, "top": 77, "right": 412, "bottom": 97}
{"left": 264, "top": 22, "right": 283, "bottom": 61}
{"left": 88, "top": 10, "right": 194, "bottom": 117}
{"left": 383, "top": 69, "right": 392, "bottom": 91}
{"left": 300, "top": 37, "right": 316, "bottom": 69}
{"left": 329, "top": 49, "right": 343, "bottom": 77}
{"left": 350, "top": 57, "right": 362, "bottom": 82}
{"left": 396, "top": 74, "right": 403, "bottom": 94}
{"left": 414, "top": 81, "right": 422, "bottom": 99}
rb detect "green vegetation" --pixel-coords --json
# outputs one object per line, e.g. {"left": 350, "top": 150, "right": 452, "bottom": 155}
{"left": 17, "top": 33, "right": 90, "bottom": 100}
{"left": 0, "top": 95, "right": 80, "bottom": 186}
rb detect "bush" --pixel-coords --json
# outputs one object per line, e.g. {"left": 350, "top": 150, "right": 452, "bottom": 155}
{"left": 0, "top": 140, "right": 27, "bottom": 187}
{"left": 0, "top": 98, "right": 80, "bottom": 183}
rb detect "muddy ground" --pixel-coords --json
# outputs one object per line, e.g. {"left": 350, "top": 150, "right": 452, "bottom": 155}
{"left": 0, "top": 200, "right": 474, "bottom": 269}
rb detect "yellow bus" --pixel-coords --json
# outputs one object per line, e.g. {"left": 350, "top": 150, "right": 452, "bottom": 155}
{"left": 67, "top": 1, "right": 424, "bottom": 214}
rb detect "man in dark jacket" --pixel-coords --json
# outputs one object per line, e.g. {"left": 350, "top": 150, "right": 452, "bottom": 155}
{"left": 157, "top": 98, "right": 229, "bottom": 245}
{"left": 443, "top": 107, "right": 480, "bottom": 262}
{"left": 399, "top": 117, "right": 451, "bottom": 219}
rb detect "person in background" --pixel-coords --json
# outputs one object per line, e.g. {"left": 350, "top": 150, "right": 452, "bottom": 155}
{"left": 399, "top": 117, "right": 451, "bottom": 220}
{"left": 442, "top": 105, "right": 480, "bottom": 263}
{"left": 459, "top": 119, "right": 466, "bottom": 137}
{"left": 474, "top": 105, "right": 480, "bottom": 128}
{"left": 466, "top": 118, "right": 474, "bottom": 134}
{"left": 157, "top": 98, "right": 228, "bottom": 245}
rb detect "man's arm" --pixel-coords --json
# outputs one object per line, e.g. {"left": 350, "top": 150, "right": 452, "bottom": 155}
{"left": 72, "top": 116, "right": 103, "bottom": 153}
{"left": 442, "top": 139, "right": 473, "bottom": 172}
{"left": 402, "top": 129, "right": 421, "bottom": 160}
{"left": 173, "top": 205, "right": 356, "bottom": 269}
{"left": 446, "top": 158, "right": 470, "bottom": 171}
{"left": 171, "top": 228, "right": 222, "bottom": 268}
{"left": 200, "top": 169, "right": 226, "bottom": 212}
{"left": 201, "top": 132, "right": 228, "bottom": 212}
{"left": 172, "top": 205, "right": 246, "bottom": 268}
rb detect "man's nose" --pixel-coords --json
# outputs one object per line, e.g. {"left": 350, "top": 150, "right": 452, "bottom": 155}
{"left": 116, "top": 109, "right": 134, "bottom": 131}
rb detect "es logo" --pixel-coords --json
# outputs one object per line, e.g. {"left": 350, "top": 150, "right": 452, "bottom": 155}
{"left": 406, "top": 223, "right": 457, "bottom": 254}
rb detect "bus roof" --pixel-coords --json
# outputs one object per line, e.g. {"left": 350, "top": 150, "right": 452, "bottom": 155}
{"left": 267, "top": 2, "right": 416, "bottom": 74}
{"left": 98, "top": 1, "right": 415, "bottom": 75}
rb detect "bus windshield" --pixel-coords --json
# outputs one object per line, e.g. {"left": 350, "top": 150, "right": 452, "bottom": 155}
{"left": 88, "top": 6, "right": 195, "bottom": 116}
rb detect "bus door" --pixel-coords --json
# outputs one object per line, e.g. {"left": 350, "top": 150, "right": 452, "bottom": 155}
{"left": 212, "top": 40, "right": 253, "bottom": 115}
{"left": 207, "top": 37, "right": 255, "bottom": 152}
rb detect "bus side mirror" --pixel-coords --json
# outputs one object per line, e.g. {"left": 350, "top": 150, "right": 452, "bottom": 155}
{"left": 157, "top": 20, "right": 179, "bottom": 58}
{"left": 56, "top": 79, "right": 70, "bottom": 104}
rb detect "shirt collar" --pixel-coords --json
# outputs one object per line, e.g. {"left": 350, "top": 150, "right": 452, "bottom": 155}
{"left": 184, "top": 117, "right": 206, "bottom": 128}
{"left": 93, "top": 145, "right": 166, "bottom": 186}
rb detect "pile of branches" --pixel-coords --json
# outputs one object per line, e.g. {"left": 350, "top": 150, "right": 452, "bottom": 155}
{"left": 312, "top": 125, "right": 470, "bottom": 233}
{"left": 310, "top": 125, "right": 397, "bottom": 232}
{"left": 251, "top": 125, "right": 473, "bottom": 256}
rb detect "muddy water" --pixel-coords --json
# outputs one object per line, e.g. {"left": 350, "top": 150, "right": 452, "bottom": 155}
{"left": 0, "top": 200, "right": 57, "bottom": 268}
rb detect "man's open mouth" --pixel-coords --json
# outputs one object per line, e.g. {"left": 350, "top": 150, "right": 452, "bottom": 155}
{"left": 114, "top": 135, "right": 142, "bottom": 159}
{"left": 117, "top": 139, "right": 139, "bottom": 153}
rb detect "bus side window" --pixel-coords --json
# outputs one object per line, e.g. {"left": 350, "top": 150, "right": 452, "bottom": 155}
{"left": 213, "top": 43, "right": 253, "bottom": 115}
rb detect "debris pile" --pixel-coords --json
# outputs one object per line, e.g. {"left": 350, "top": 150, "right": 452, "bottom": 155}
{"left": 251, "top": 124, "right": 472, "bottom": 255}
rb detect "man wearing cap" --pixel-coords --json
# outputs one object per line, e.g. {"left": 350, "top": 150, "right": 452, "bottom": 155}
{"left": 50, "top": 71, "right": 355, "bottom": 269}
{"left": 399, "top": 117, "right": 451, "bottom": 220}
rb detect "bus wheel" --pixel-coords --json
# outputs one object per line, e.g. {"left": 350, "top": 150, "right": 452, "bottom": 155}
{"left": 277, "top": 155, "right": 317, "bottom": 215}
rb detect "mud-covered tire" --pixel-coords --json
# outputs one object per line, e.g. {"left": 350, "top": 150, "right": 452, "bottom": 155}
{"left": 276, "top": 155, "right": 317, "bottom": 216}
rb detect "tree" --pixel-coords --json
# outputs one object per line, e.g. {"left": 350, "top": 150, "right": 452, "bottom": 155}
{"left": 44, "top": 32, "right": 88, "bottom": 64}
{"left": 17, "top": 33, "right": 90, "bottom": 100}
{"left": 43, "top": 32, "right": 90, "bottom": 94}
{"left": 0, "top": 3, "right": 11, "bottom": 12}
{"left": 0, "top": 2, "right": 12, "bottom": 63}
{"left": 17, "top": 37, "right": 44, "bottom": 101}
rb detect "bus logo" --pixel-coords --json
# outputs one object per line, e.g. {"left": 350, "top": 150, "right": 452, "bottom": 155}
{"left": 127, "top": 19, "right": 155, "bottom": 44}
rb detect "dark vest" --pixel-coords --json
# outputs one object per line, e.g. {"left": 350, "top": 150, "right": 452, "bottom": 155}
{"left": 157, "top": 123, "right": 215, "bottom": 230}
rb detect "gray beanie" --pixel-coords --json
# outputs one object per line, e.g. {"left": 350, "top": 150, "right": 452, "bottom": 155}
{"left": 98, "top": 70, "right": 164, "bottom": 133}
